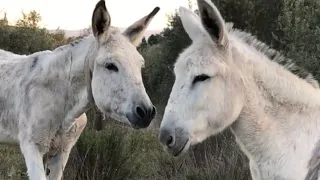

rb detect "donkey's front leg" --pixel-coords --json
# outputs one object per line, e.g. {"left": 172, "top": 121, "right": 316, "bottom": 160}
{"left": 46, "top": 114, "right": 87, "bottom": 180}
{"left": 20, "top": 141, "right": 47, "bottom": 180}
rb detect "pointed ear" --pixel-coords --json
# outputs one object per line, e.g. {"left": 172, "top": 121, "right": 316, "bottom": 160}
{"left": 91, "top": 0, "right": 111, "bottom": 41}
{"left": 179, "top": 6, "right": 205, "bottom": 41}
{"left": 123, "top": 7, "right": 160, "bottom": 46}
{"left": 197, "top": 0, "right": 228, "bottom": 46}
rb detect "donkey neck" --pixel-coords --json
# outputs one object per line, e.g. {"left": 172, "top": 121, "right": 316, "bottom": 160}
{"left": 232, "top": 38, "right": 320, "bottom": 110}
{"left": 231, "top": 38, "right": 320, "bottom": 131}
{"left": 46, "top": 35, "right": 98, "bottom": 118}
{"left": 230, "top": 40, "right": 320, "bottom": 174}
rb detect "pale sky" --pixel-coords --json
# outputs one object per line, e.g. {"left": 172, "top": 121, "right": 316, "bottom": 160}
{"left": 0, "top": 0, "right": 196, "bottom": 30}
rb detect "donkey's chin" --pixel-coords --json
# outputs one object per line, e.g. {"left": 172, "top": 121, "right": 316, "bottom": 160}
{"left": 102, "top": 110, "right": 132, "bottom": 126}
{"left": 102, "top": 110, "right": 143, "bottom": 129}
{"left": 175, "top": 140, "right": 191, "bottom": 157}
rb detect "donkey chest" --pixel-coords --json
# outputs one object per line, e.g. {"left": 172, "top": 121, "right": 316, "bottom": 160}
{"left": 256, "top": 152, "right": 309, "bottom": 180}
{"left": 48, "top": 124, "right": 78, "bottom": 150}
{"left": 234, "top": 129, "right": 317, "bottom": 180}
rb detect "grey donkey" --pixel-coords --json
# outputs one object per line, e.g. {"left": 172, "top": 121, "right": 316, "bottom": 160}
{"left": 0, "top": 0, "right": 159, "bottom": 179}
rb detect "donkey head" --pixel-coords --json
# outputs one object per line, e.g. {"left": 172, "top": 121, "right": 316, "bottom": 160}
{"left": 159, "top": 0, "right": 246, "bottom": 156}
{"left": 88, "top": 0, "right": 159, "bottom": 129}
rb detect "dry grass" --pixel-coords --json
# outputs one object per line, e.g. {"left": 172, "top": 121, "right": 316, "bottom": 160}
{"left": 0, "top": 144, "right": 27, "bottom": 180}
{"left": 0, "top": 121, "right": 251, "bottom": 180}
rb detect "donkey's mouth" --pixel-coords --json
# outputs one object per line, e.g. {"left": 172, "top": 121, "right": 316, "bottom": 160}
{"left": 125, "top": 112, "right": 152, "bottom": 129}
{"left": 173, "top": 139, "right": 190, "bottom": 157}
{"left": 101, "top": 109, "right": 132, "bottom": 126}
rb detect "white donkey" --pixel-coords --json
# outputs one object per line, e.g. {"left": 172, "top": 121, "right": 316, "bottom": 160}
{"left": 159, "top": 0, "right": 320, "bottom": 179}
{"left": 0, "top": 0, "right": 159, "bottom": 179}
{"left": 0, "top": 49, "right": 90, "bottom": 177}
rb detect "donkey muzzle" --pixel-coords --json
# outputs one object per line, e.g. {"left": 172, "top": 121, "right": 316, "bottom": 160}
{"left": 126, "top": 104, "right": 156, "bottom": 128}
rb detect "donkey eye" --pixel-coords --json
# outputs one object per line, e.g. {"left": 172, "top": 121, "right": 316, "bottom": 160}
{"left": 192, "top": 74, "right": 211, "bottom": 85}
{"left": 105, "top": 63, "right": 118, "bottom": 72}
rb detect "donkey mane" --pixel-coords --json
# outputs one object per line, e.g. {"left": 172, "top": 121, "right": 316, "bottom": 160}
{"left": 53, "top": 36, "right": 89, "bottom": 52}
{"left": 53, "top": 39, "right": 84, "bottom": 52}
{"left": 53, "top": 27, "right": 121, "bottom": 53}
{"left": 225, "top": 23, "right": 319, "bottom": 88}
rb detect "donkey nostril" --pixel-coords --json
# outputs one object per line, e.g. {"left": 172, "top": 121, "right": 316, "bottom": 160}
{"left": 166, "top": 136, "right": 173, "bottom": 146}
{"left": 160, "top": 129, "right": 175, "bottom": 147}
{"left": 150, "top": 106, "right": 156, "bottom": 119}
{"left": 136, "top": 106, "right": 146, "bottom": 119}
{"left": 46, "top": 168, "right": 50, "bottom": 176}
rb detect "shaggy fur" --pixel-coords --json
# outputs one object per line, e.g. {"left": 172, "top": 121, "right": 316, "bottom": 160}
{"left": 159, "top": 0, "right": 320, "bottom": 180}
{"left": 225, "top": 24, "right": 319, "bottom": 89}
{"left": 0, "top": 0, "right": 159, "bottom": 179}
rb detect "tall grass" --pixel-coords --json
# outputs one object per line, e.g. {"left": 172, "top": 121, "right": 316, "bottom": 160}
{"left": 64, "top": 121, "right": 251, "bottom": 180}
{"left": 0, "top": 121, "right": 251, "bottom": 180}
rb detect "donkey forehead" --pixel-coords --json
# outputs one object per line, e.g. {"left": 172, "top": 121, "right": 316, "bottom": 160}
{"left": 174, "top": 42, "right": 221, "bottom": 76}
{"left": 99, "top": 32, "right": 144, "bottom": 65}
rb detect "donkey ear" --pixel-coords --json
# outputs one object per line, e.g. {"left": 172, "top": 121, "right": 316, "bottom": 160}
{"left": 91, "top": 0, "right": 111, "bottom": 41}
{"left": 123, "top": 7, "right": 160, "bottom": 47}
{"left": 197, "top": 0, "right": 228, "bottom": 46}
{"left": 179, "top": 6, "right": 205, "bottom": 41}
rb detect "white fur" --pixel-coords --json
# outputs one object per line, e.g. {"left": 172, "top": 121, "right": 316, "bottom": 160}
{"left": 159, "top": 0, "right": 320, "bottom": 179}
{"left": 0, "top": 1, "right": 158, "bottom": 179}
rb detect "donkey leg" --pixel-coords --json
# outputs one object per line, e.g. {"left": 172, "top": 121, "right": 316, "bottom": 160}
{"left": 46, "top": 114, "right": 87, "bottom": 180}
{"left": 20, "top": 141, "right": 47, "bottom": 180}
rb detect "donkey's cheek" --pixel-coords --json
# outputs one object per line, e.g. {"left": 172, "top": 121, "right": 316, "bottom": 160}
{"left": 191, "top": 117, "right": 208, "bottom": 134}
